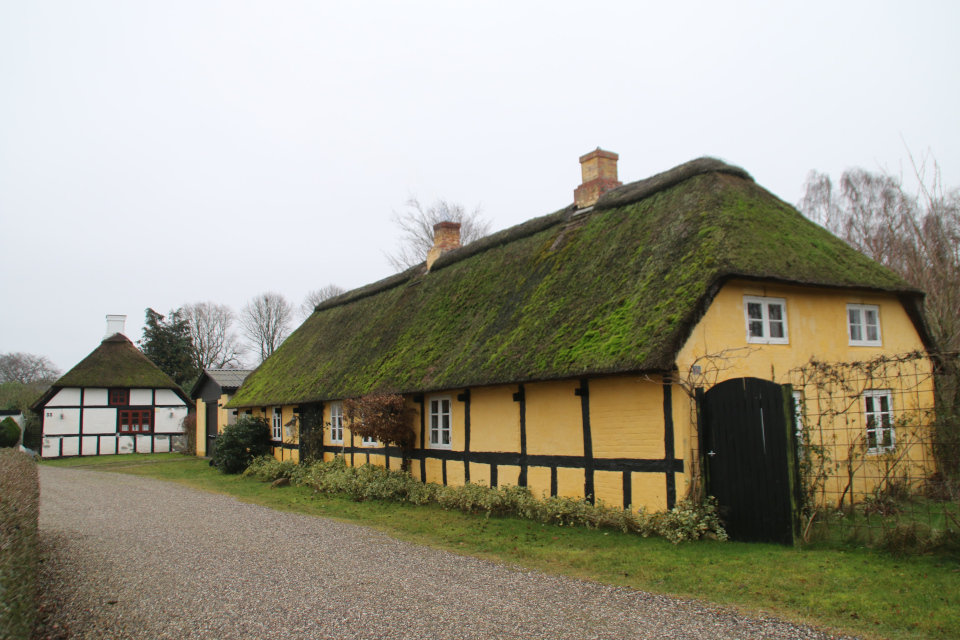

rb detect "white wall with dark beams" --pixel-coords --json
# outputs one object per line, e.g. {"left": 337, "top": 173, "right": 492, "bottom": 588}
{"left": 40, "top": 387, "right": 188, "bottom": 458}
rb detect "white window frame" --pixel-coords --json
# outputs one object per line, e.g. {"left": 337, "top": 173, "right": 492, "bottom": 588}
{"left": 743, "top": 296, "right": 789, "bottom": 344}
{"left": 272, "top": 408, "right": 282, "bottom": 441}
{"left": 361, "top": 435, "right": 377, "bottom": 447}
{"left": 863, "top": 390, "right": 895, "bottom": 453}
{"left": 847, "top": 304, "right": 882, "bottom": 347}
{"left": 428, "top": 395, "right": 452, "bottom": 450}
{"left": 329, "top": 402, "right": 343, "bottom": 444}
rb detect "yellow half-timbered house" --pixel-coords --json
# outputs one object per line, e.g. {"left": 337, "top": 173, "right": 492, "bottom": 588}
{"left": 227, "top": 152, "right": 934, "bottom": 543}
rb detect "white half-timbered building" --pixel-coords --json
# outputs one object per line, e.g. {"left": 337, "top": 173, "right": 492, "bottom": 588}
{"left": 32, "top": 316, "right": 193, "bottom": 458}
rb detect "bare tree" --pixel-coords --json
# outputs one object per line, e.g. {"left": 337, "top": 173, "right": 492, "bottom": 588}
{"left": 0, "top": 352, "right": 61, "bottom": 385}
{"left": 182, "top": 302, "right": 247, "bottom": 370}
{"left": 299, "top": 284, "right": 346, "bottom": 320}
{"left": 240, "top": 292, "right": 294, "bottom": 363}
{"left": 799, "top": 150, "right": 960, "bottom": 352}
{"left": 385, "top": 197, "right": 492, "bottom": 272}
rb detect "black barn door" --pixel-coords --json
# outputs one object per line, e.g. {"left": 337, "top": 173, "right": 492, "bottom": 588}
{"left": 205, "top": 403, "right": 219, "bottom": 458}
{"left": 701, "top": 377, "right": 798, "bottom": 544}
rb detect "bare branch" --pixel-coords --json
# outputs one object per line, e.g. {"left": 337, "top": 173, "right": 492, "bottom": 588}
{"left": 384, "top": 196, "right": 492, "bottom": 272}
{"left": 799, "top": 155, "right": 960, "bottom": 352}
{"left": 182, "top": 302, "right": 247, "bottom": 370}
{"left": 239, "top": 292, "right": 294, "bottom": 363}
{"left": 0, "top": 352, "right": 61, "bottom": 385}
{"left": 299, "top": 284, "right": 346, "bottom": 320}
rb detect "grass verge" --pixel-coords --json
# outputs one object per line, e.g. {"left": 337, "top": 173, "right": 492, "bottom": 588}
{"left": 84, "top": 455, "right": 960, "bottom": 640}
{"left": 40, "top": 452, "right": 191, "bottom": 468}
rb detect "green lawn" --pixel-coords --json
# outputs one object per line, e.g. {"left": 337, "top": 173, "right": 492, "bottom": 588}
{"left": 39, "top": 452, "right": 192, "bottom": 468}
{"left": 61, "top": 455, "right": 960, "bottom": 640}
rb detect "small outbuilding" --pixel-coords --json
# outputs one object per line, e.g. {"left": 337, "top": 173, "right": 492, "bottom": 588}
{"left": 189, "top": 369, "right": 253, "bottom": 457}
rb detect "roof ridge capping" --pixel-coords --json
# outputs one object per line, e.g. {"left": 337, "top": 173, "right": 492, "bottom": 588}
{"left": 314, "top": 205, "right": 576, "bottom": 313}
{"left": 313, "top": 157, "right": 751, "bottom": 314}
{"left": 594, "top": 156, "right": 754, "bottom": 211}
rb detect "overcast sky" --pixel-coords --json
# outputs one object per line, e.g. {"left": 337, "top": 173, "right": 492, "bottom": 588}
{"left": 2, "top": 1, "right": 958, "bottom": 372}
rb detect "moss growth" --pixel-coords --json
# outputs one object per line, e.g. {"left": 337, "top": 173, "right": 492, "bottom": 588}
{"left": 230, "top": 167, "right": 916, "bottom": 408}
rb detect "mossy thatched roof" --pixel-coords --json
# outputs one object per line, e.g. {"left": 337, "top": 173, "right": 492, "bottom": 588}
{"left": 229, "top": 158, "right": 924, "bottom": 408}
{"left": 32, "top": 334, "right": 191, "bottom": 410}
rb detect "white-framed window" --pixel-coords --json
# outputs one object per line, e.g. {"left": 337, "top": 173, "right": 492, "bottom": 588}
{"left": 272, "top": 408, "right": 282, "bottom": 440}
{"left": 744, "top": 296, "right": 789, "bottom": 344}
{"left": 428, "top": 396, "right": 452, "bottom": 449}
{"left": 330, "top": 402, "right": 344, "bottom": 444}
{"left": 847, "top": 304, "right": 882, "bottom": 346}
{"left": 361, "top": 436, "right": 377, "bottom": 447}
{"left": 863, "top": 390, "right": 895, "bottom": 453}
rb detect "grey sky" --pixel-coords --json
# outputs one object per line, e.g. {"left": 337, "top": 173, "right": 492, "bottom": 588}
{"left": 2, "top": 1, "right": 958, "bottom": 372}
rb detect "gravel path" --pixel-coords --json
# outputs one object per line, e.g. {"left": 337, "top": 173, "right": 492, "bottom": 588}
{"left": 35, "top": 466, "right": 858, "bottom": 640}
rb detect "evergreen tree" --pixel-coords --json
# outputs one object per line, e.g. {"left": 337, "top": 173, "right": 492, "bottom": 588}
{"left": 138, "top": 308, "right": 200, "bottom": 390}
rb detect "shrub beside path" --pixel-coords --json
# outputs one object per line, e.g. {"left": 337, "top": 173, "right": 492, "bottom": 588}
{"left": 35, "top": 466, "right": 857, "bottom": 640}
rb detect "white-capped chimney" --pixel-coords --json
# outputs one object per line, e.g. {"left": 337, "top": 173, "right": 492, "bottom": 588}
{"left": 105, "top": 314, "right": 126, "bottom": 338}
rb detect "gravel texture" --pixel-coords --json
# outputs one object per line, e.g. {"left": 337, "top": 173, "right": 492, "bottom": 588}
{"left": 35, "top": 466, "right": 859, "bottom": 639}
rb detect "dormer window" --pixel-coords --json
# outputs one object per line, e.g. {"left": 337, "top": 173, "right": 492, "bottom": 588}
{"left": 743, "top": 296, "right": 789, "bottom": 344}
{"left": 110, "top": 389, "right": 128, "bottom": 405}
{"left": 848, "top": 304, "right": 881, "bottom": 346}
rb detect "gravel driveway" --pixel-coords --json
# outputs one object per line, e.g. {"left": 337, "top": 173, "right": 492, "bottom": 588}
{"left": 35, "top": 466, "right": 857, "bottom": 640}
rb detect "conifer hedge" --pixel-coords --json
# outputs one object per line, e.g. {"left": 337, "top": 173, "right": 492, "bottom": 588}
{"left": 0, "top": 449, "right": 40, "bottom": 639}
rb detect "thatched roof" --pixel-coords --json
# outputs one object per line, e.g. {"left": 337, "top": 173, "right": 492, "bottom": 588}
{"left": 229, "top": 157, "right": 925, "bottom": 408}
{"left": 32, "top": 334, "right": 191, "bottom": 410}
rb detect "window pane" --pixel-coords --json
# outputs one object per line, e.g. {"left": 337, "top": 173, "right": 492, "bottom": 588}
{"left": 747, "top": 302, "right": 764, "bottom": 337}
{"left": 767, "top": 304, "right": 782, "bottom": 321}
{"left": 442, "top": 431, "right": 450, "bottom": 445}
{"left": 431, "top": 400, "right": 439, "bottom": 413}
{"left": 769, "top": 320, "right": 784, "bottom": 339}
{"left": 442, "top": 399, "right": 450, "bottom": 413}
{"left": 849, "top": 309, "right": 862, "bottom": 341}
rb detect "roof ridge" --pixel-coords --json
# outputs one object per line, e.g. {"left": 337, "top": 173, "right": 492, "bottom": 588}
{"left": 595, "top": 156, "right": 753, "bottom": 211}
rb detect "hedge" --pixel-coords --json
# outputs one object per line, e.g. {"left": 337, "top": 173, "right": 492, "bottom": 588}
{"left": 0, "top": 449, "right": 40, "bottom": 639}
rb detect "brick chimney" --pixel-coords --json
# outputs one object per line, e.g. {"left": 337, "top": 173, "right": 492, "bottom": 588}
{"left": 426, "top": 221, "right": 462, "bottom": 271}
{"left": 574, "top": 148, "right": 622, "bottom": 208}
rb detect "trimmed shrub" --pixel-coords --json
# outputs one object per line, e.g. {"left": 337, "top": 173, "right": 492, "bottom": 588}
{"left": 0, "top": 449, "right": 40, "bottom": 639}
{"left": 20, "top": 413, "right": 41, "bottom": 452}
{"left": 211, "top": 415, "right": 272, "bottom": 474}
{"left": 243, "top": 455, "right": 299, "bottom": 482}
{"left": 181, "top": 412, "right": 197, "bottom": 456}
{"left": 0, "top": 416, "right": 21, "bottom": 448}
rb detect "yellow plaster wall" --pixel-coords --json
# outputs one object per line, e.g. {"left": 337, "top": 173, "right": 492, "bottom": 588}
{"left": 498, "top": 465, "right": 520, "bottom": 487}
{"left": 526, "top": 466, "right": 551, "bottom": 498}
{"left": 556, "top": 467, "right": 585, "bottom": 498}
{"left": 677, "top": 280, "right": 927, "bottom": 381}
{"left": 447, "top": 460, "right": 466, "bottom": 486}
{"left": 634, "top": 473, "right": 668, "bottom": 511}
{"left": 471, "top": 463, "right": 492, "bottom": 486}
{"left": 469, "top": 385, "right": 519, "bottom": 452}
{"left": 677, "top": 279, "right": 934, "bottom": 502}
{"left": 525, "top": 380, "right": 583, "bottom": 456}
{"left": 594, "top": 470, "right": 623, "bottom": 507}
{"left": 195, "top": 398, "right": 207, "bottom": 456}
{"left": 589, "top": 377, "right": 665, "bottom": 460}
